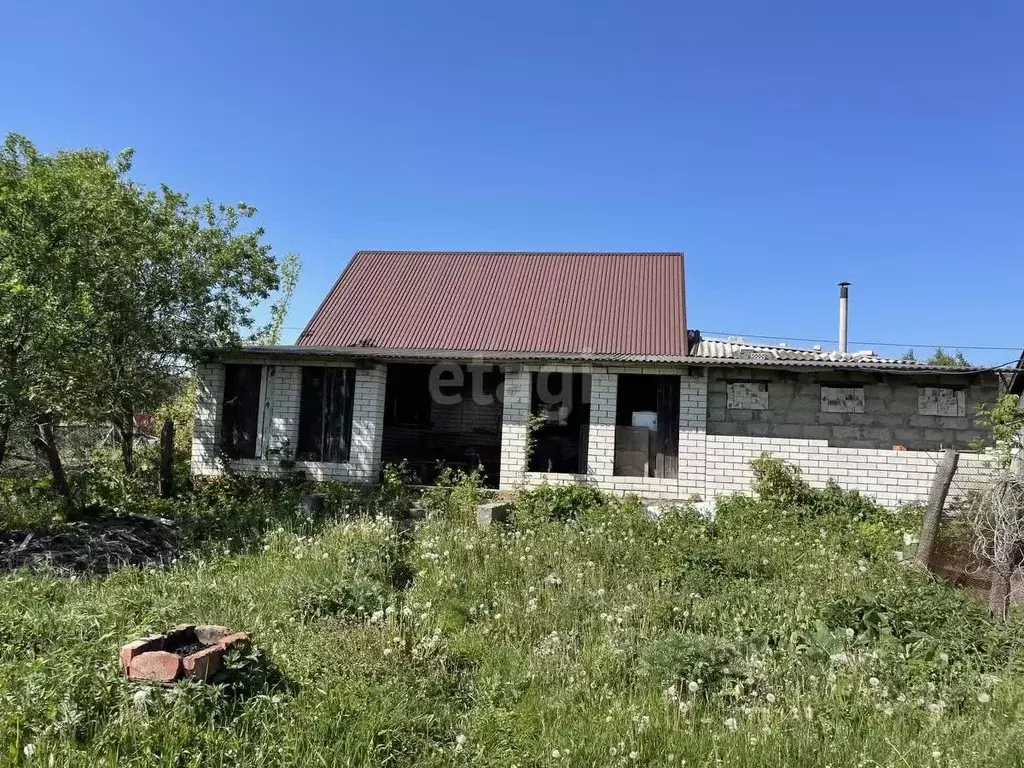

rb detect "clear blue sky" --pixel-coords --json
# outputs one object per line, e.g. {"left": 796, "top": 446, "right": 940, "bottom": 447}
{"left": 3, "top": 1, "right": 1022, "bottom": 363}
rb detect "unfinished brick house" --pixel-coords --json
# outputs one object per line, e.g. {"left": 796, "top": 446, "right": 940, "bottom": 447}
{"left": 192, "top": 251, "right": 1002, "bottom": 507}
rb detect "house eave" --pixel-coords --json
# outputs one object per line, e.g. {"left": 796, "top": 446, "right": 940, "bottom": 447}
{"left": 205, "top": 345, "right": 995, "bottom": 375}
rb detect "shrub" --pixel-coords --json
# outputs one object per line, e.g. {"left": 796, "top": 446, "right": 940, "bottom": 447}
{"left": 418, "top": 466, "right": 486, "bottom": 522}
{"left": 750, "top": 452, "right": 812, "bottom": 507}
{"left": 293, "top": 576, "right": 390, "bottom": 623}
{"left": 376, "top": 461, "right": 416, "bottom": 517}
{"left": 639, "top": 631, "right": 745, "bottom": 695}
{"left": 514, "top": 481, "right": 610, "bottom": 526}
{"left": 749, "top": 454, "right": 888, "bottom": 524}
{"left": 811, "top": 479, "right": 886, "bottom": 522}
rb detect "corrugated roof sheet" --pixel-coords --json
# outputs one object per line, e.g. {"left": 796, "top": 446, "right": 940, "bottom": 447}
{"left": 297, "top": 251, "right": 687, "bottom": 356}
{"left": 228, "top": 342, "right": 991, "bottom": 373}
{"left": 690, "top": 338, "right": 989, "bottom": 372}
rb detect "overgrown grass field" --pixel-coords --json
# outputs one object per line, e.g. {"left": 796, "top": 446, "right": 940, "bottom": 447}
{"left": 3, "top": 466, "right": 1024, "bottom": 767}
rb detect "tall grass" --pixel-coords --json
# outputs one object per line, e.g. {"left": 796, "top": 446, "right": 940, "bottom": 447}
{"left": 2, "top": 472, "right": 1024, "bottom": 766}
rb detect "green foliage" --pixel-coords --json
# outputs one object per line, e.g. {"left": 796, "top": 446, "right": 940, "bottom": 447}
{"left": 522, "top": 411, "right": 548, "bottom": 475}
{"left": 293, "top": 575, "right": 390, "bottom": 624}
{"left": 749, "top": 454, "right": 889, "bottom": 534}
{"left": 928, "top": 348, "right": 971, "bottom": 368}
{"left": 640, "top": 632, "right": 745, "bottom": 693}
{"left": 0, "top": 131, "right": 290, "bottom": 504}
{"left": 418, "top": 466, "right": 486, "bottom": 523}
{"left": 1, "top": 441, "right": 1022, "bottom": 767}
{"left": 514, "top": 480, "right": 610, "bottom": 526}
{"left": 974, "top": 393, "right": 1024, "bottom": 469}
{"left": 258, "top": 251, "right": 302, "bottom": 346}
{"left": 901, "top": 348, "right": 971, "bottom": 367}
{"left": 376, "top": 461, "right": 416, "bottom": 517}
{"left": 750, "top": 451, "right": 812, "bottom": 506}
{"left": 5, "top": 478, "right": 1024, "bottom": 765}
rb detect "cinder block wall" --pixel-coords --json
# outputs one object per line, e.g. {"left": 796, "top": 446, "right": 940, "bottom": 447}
{"left": 191, "top": 360, "right": 386, "bottom": 483}
{"left": 707, "top": 367, "right": 997, "bottom": 451}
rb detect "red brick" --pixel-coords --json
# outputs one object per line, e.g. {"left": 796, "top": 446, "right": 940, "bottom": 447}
{"left": 119, "top": 636, "right": 164, "bottom": 672}
{"left": 182, "top": 645, "right": 224, "bottom": 681}
{"left": 127, "top": 651, "right": 182, "bottom": 684}
{"left": 217, "top": 632, "right": 250, "bottom": 649}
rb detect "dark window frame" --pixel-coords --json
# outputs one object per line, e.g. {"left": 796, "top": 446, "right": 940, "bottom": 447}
{"left": 613, "top": 373, "right": 680, "bottom": 479}
{"left": 297, "top": 366, "right": 356, "bottom": 463}
{"left": 221, "top": 363, "right": 263, "bottom": 459}
{"left": 528, "top": 371, "right": 590, "bottom": 474}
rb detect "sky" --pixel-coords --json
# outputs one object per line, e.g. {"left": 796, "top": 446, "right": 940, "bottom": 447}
{"left": 3, "top": 1, "right": 1022, "bottom": 364}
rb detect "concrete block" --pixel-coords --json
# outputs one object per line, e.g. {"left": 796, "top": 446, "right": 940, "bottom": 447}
{"left": 833, "top": 426, "right": 863, "bottom": 441}
{"left": 922, "top": 428, "right": 956, "bottom": 447}
{"left": 801, "top": 425, "right": 831, "bottom": 441}
{"left": 477, "top": 501, "right": 512, "bottom": 526}
{"left": 861, "top": 427, "right": 895, "bottom": 445}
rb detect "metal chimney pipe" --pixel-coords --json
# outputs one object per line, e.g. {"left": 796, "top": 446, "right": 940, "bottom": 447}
{"left": 838, "top": 282, "right": 850, "bottom": 353}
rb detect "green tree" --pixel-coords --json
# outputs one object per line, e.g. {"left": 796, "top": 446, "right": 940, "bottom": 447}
{"left": 85, "top": 182, "right": 281, "bottom": 475}
{"left": 975, "top": 393, "right": 1024, "bottom": 469}
{"left": 260, "top": 251, "right": 301, "bottom": 346}
{"left": 0, "top": 135, "right": 115, "bottom": 507}
{"left": 928, "top": 347, "right": 970, "bottom": 367}
{"left": 0, "top": 133, "right": 286, "bottom": 507}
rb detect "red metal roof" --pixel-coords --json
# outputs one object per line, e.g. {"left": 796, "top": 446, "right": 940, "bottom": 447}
{"left": 297, "top": 251, "right": 687, "bottom": 356}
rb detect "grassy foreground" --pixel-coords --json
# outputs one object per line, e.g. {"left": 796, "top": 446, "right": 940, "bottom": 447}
{"left": 2, "top": 481, "right": 1024, "bottom": 767}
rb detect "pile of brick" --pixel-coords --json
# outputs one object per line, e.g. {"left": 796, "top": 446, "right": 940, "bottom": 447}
{"left": 120, "top": 624, "right": 250, "bottom": 684}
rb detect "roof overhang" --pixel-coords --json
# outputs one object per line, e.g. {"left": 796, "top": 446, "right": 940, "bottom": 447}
{"left": 207, "top": 345, "right": 996, "bottom": 375}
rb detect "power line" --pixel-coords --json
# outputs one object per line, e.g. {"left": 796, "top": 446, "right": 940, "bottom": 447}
{"left": 699, "top": 331, "right": 1021, "bottom": 352}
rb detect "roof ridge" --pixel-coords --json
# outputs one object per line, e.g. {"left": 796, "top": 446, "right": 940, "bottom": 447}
{"left": 352, "top": 249, "right": 685, "bottom": 256}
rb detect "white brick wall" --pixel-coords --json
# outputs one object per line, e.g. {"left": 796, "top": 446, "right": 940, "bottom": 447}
{"left": 704, "top": 434, "right": 993, "bottom": 509}
{"left": 193, "top": 357, "right": 997, "bottom": 509}
{"left": 499, "top": 368, "right": 531, "bottom": 488}
{"left": 511, "top": 368, "right": 710, "bottom": 500}
{"left": 191, "top": 361, "right": 224, "bottom": 475}
{"left": 191, "top": 360, "right": 386, "bottom": 483}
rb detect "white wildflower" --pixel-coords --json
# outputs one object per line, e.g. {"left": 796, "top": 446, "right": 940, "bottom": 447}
{"left": 688, "top": 680, "right": 699, "bottom": 693}
{"left": 978, "top": 692, "right": 991, "bottom": 703}
{"left": 724, "top": 717, "right": 739, "bottom": 732}
{"left": 23, "top": 744, "right": 36, "bottom": 759}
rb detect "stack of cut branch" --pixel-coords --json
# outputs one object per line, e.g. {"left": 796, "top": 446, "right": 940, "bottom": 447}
{"left": 1, "top": 514, "right": 179, "bottom": 574}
